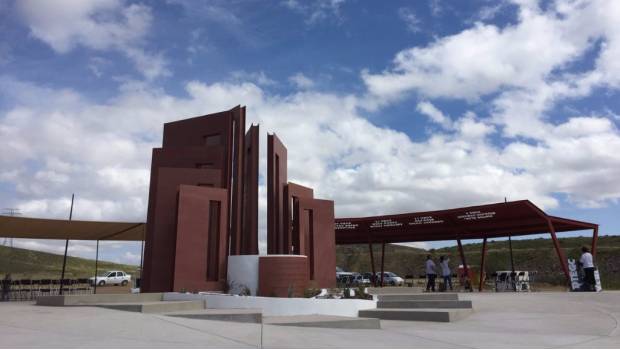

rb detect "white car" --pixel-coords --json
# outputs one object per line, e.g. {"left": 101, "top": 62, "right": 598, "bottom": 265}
{"left": 376, "top": 272, "right": 404, "bottom": 286}
{"left": 90, "top": 271, "right": 131, "bottom": 286}
{"left": 352, "top": 273, "right": 371, "bottom": 286}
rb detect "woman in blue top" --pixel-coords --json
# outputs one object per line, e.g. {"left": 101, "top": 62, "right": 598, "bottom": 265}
{"left": 439, "top": 256, "right": 453, "bottom": 291}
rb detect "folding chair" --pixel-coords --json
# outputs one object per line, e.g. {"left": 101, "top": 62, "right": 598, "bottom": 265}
{"left": 61, "top": 279, "right": 72, "bottom": 294}
{"left": 496, "top": 272, "right": 508, "bottom": 292}
{"left": 517, "top": 271, "right": 530, "bottom": 292}
{"left": 509, "top": 272, "right": 517, "bottom": 291}
{"left": 11, "top": 280, "right": 21, "bottom": 301}
{"left": 77, "top": 278, "right": 91, "bottom": 294}
{"left": 51, "top": 279, "right": 60, "bottom": 295}
{"left": 39, "top": 279, "right": 51, "bottom": 296}
{"left": 31, "top": 280, "right": 41, "bottom": 299}
{"left": 20, "top": 279, "right": 33, "bottom": 300}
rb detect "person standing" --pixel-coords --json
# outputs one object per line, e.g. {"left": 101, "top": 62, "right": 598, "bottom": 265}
{"left": 425, "top": 255, "right": 437, "bottom": 292}
{"left": 579, "top": 246, "right": 596, "bottom": 291}
{"left": 439, "top": 256, "right": 453, "bottom": 291}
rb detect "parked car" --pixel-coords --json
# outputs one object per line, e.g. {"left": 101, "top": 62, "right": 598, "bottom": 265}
{"left": 376, "top": 271, "right": 404, "bottom": 286}
{"left": 90, "top": 271, "right": 131, "bottom": 286}
{"left": 336, "top": 267, "right": 355, "bottom": 285}
{"left": 362, "top": 272, "right": 376, "bottom": 284}
{"left": 352, "top": 273, "right": 370, "bottom": 286}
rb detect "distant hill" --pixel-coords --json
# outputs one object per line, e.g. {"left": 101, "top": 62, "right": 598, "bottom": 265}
{"left": 337, "top": 235, "right": 620, "bottom": 289}
{"left": 2, "top": 235, "right": 618, "bottom": 289}
{"left": 0, "top": 245, "right": 139, "bottom": 279}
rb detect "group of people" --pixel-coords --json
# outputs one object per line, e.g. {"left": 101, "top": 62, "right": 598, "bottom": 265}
{"left": 425, "top": 255, "right": 452, "bottom": 292}
{"left": 422, "top": 246, "right": 597, "bottom": 293}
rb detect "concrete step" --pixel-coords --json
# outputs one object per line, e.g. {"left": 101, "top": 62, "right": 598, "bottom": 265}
{"left": 377, "top": 300, "right": 472, "bottom": 309}
{"left": 165, "top": 308, "right": 262, "bottom": 323}
{"left": 367, "top": 287, "right": 424, "bottom": 295}
{"left": 37, "top": 293, "right": 163, "bottom": 306}
{"left": 359, "top": 308, "right": 472, "bottom": 322}
{"left": 376, "top": 293, "right": 459, "bottom": 302}
{"left": 97, "top": 300, "right": 205, "bottom": 314}
{"left": 264, "top": 315, "right": 381, "bottom": 329}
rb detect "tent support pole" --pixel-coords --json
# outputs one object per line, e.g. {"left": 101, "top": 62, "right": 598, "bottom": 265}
{"left": 457, "top": 239, "right": 469, "bottom": 290}
{"left": 509, "top": 235, "right": 515, "bottom": 273}
{"left": 93, "top": 240, "right": 99, "bottom": 294}
{"left": 508, "top": 235, "right": 516, "bottom": 291}
{"left": 368, "top": 239, "right": 376, "bottom": 287}
{"left": 478, "top": 238, "right": 487, "bottom": 292}
{"left": 59, "top": 194, "right": 74, "bottom": 296}
{"left": 591, "top": 226, "right": 599, "bottom": 259}
{"left": 547, "top": 220, "right": 571, "bottom": 286}
{"left": 457, "top": 239, "right": 468, "bottom": 275}
{"left": 139, "top": 236, "right": 145, "bottom": 291}
{"left": 380, "top": 242, "right": 385, "bottom": 287}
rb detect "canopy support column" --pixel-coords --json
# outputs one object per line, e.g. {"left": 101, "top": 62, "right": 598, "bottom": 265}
{"left": 508, "top": 235, "right": 516, "bottom": 291}
{"left": 139, "top": 237, "right": 145, "bottom": 291}
{"left": 547, "top": 220, "right": 571, "bottom": 286}
{"left": 380, "top": 242, "right": 385, "bottom": 287}
{"left": 457, "top": 239, "right": 468, "bottom": 275}
{"left": 592, "top": 226, "right": 599, "bottom": 259}
{"left": 478, "top": 238, "right": 487, "bottom": 292}
{"left": 368, "top": 239, "right": 376, "bottom": 287}
{"left": 508, "top": 236, "right": 515, "bottom": 273}
{"left": 457, "top": 239, "right": 469, "bottom": 291}
{"left": 59, "top": 194, "right": 75, "bottom": 296}
{"left": 93, "top": 240, "right": 99, "bottom": 294}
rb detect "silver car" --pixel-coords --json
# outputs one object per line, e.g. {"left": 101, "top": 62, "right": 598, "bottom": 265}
{"left": 89, "top": 271, "right": 131, "bottom": 286}
{"left": 376, "top": 271, "right": 404, "bottom": 286}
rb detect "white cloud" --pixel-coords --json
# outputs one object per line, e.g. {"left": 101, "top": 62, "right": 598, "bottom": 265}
{"left": 429, "top": 0, "right": 443, "bottom": 17}
{"left": 88, "top": 57, "right": 109, "bottom": 78}
{"left": 3, "top": 73, "right": 619, "bottom": 232}
{"left": 289, "top": 73, "right": 315, "bottom": 90}
{"left": 362, "top": 0, "right": 620, "bottom": 105}
{"left": 416, "top": 101, "right": 453, "bottom": 129}
{"left": 16, "top": 0, "right": 168, "bottom": 80}
{"left": 230, "top": 70, "right": 277, "bottom": 87}
{"left": 474, "top": 3, "right": 508, "bottom": 22}
{"left": 398, "top": 7, "right": 421, "bottom": 33}
{"left": 282, "top": 0, "right": 347, "bottom": 25}
{"left": 122, "top": 251, "right": 141, "bottom": 265}
{"left": 167, "top": 0, "right": 242, "bottom": 25}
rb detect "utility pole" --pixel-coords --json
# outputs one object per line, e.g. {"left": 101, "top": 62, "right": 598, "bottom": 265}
{"left": 504, "top": 197, "right": 516, "bottom": 291}
{"left": 2, "top": 208, "right": 22, "bottom": 247}
{"left": 59, "top": 195, "right": 75, "bottom": 295}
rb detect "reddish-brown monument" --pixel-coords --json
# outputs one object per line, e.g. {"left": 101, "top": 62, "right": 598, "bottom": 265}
{"left": 142, "top": 106, "right": 259, "bottom": 293}
{"left": 143, "top": 106, "right": 335, "bottom": 295}
{"left": 263, "top": 134, "right": 336, "bottom": 296}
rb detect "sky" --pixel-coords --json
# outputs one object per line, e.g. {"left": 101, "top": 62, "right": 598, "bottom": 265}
{"left": 0, "top": 0, "right": 619, "bottom": 265}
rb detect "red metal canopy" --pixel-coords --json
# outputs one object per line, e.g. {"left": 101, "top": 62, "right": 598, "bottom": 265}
{"left": 335, "top": 200, "right": 596, "bottom": 244}
{"left": 335, "top": 200, "right": 599, "bottom": 288}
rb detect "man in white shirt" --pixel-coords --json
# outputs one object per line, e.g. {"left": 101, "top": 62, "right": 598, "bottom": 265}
{"left": 425, "top": 255, "right": 437, "bottom": 292}
{"left": 579, "top": 246, "right": 596, "bottom": 291}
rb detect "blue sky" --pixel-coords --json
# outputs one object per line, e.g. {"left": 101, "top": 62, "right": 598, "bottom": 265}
{"left": 0, "top": 0, "right": 619, "bottom": 265}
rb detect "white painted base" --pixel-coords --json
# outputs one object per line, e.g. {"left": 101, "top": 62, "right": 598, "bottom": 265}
{"left": 163, "top": 292, "right": 377, "bottom": 317}
{"left": 227, "top": 255, "right": 259, "bottom": 296}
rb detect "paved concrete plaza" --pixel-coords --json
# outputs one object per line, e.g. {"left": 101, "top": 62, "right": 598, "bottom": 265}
{"left": 0, "top": 292, "right": 618, "bottom": 348}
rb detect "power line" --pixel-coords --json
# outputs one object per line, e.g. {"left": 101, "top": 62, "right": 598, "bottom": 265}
{"left": 2, "top": 208, "right": 21, "bottom": 216}
{"left": 2, "top": 208, "right": 21, "bottom": 248}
